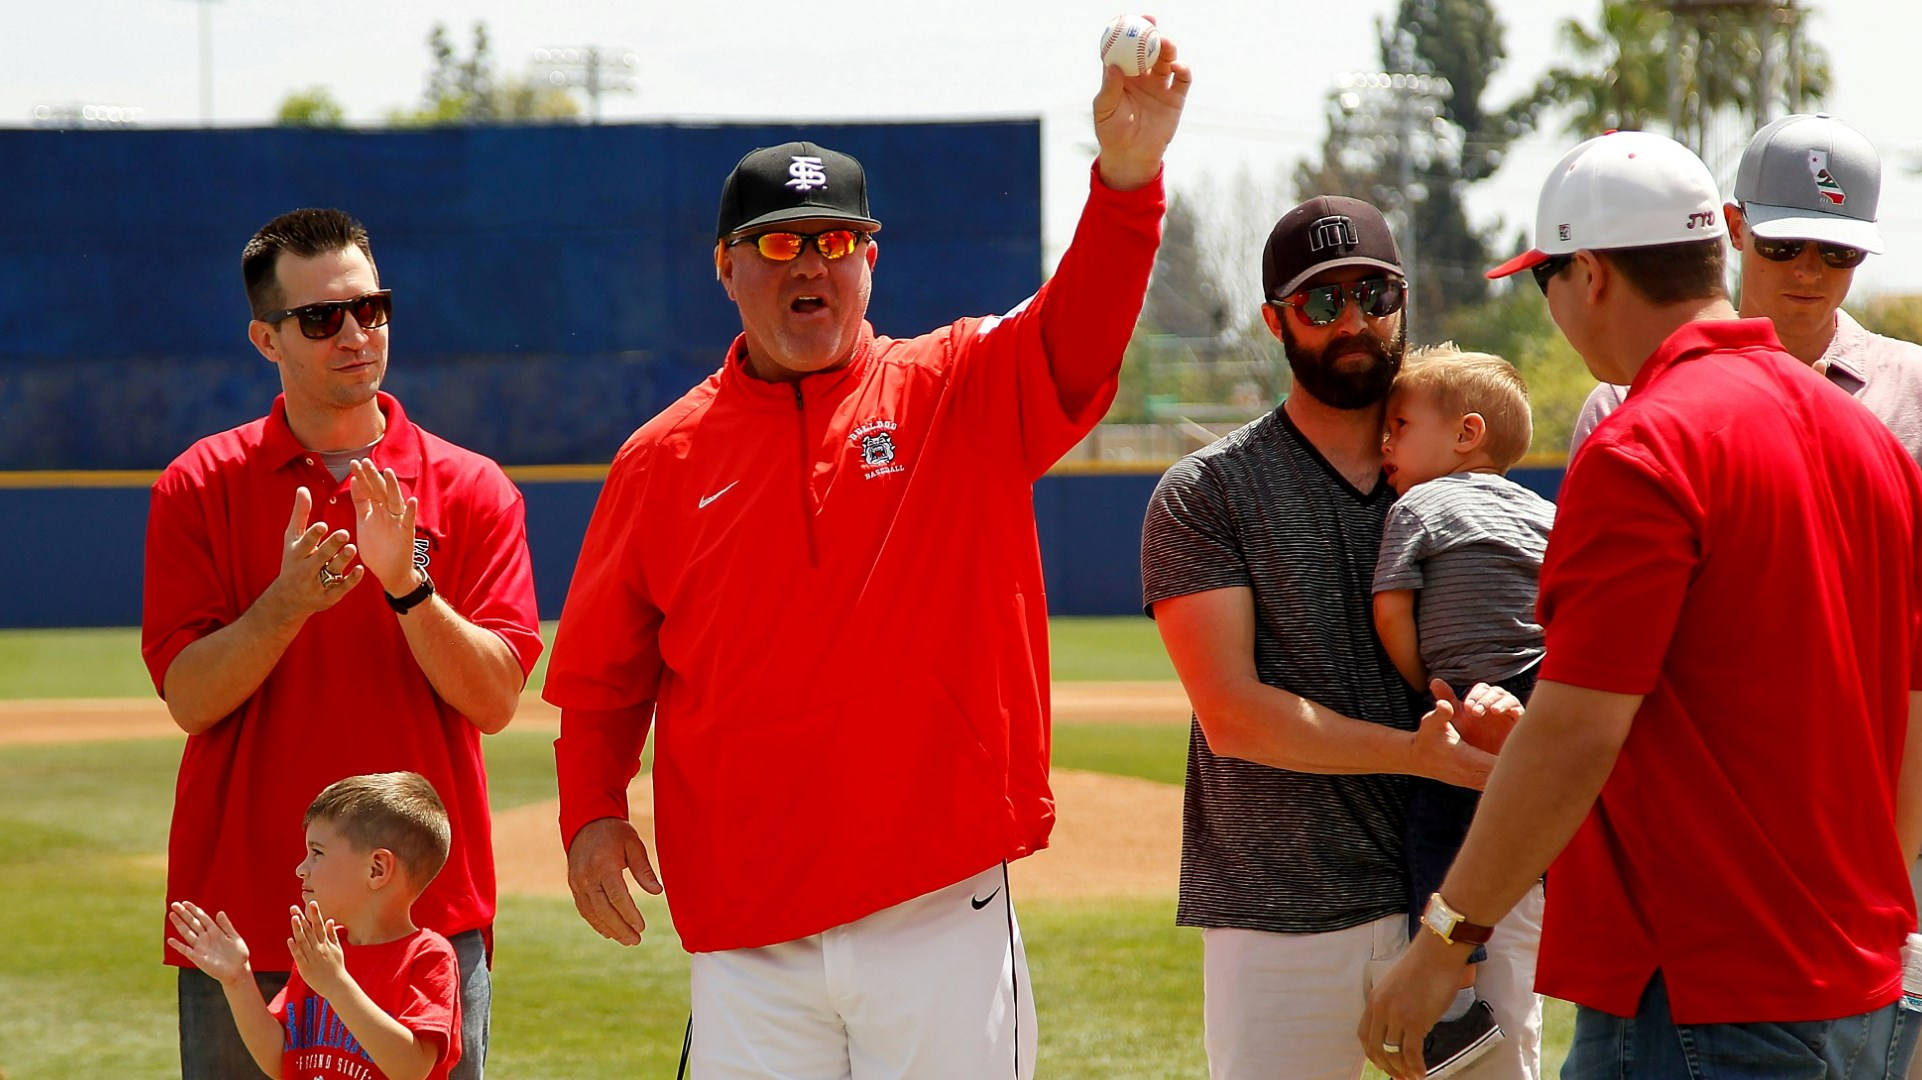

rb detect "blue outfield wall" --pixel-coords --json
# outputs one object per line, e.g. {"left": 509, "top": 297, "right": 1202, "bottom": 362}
{"left": 0, "top": 120, "right": 1043, "bottom": 470}
{"left": 2, "top": 464, "right": 1567, "bottom": 629}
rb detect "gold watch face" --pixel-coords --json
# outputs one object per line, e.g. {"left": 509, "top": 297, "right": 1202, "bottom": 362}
{"left": 1422, "top": 893, "right": 1459, "bottom": 938}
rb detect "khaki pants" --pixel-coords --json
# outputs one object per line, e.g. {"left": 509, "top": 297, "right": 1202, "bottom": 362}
{"left": 1203, "top": 882, "right": 1546, "bottom": 1080}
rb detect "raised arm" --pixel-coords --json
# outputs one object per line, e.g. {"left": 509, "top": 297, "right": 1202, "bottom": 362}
{"left": 349, "top": 460, "right": 530, "bottom": 733}
{"left": 159, "top": 486, "right": 363, "bottom": 734}
{"left": 288, "top": 903, "right": 443, "bottom": 1080}
{"left": 1090, "top": 19, "right": 1190, "bottom": 193}
{"left": 999, "top": 19, "right": 1190, "bottom": 457}
{"left": 166, "top": 901, "right": 288, "bottom": 1077}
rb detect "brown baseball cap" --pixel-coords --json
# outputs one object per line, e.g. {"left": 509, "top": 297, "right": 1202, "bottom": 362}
{"left": 1262, "top": 196, "right": 1404, "bottom": 300}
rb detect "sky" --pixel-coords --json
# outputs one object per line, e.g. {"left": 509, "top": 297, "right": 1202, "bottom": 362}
{"left": 7, "top": 0, "right": 1921, "bottom": 298}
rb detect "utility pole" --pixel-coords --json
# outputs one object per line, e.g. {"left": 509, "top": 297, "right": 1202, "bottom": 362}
{"left": 186, "top": 0, "right": 220, "bottom": 125}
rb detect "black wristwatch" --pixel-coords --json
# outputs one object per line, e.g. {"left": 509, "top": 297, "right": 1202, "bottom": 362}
{"left": 386, "top": 570, "right": 435, "bottom": 615}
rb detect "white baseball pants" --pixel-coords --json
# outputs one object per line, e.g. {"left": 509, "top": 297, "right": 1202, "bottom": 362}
{"left": 688, "top": 863, "right": 1036, "bottom": 1080}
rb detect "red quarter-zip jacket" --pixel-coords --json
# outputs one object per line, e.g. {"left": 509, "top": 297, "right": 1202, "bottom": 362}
{"left": 545, "top": 165, "right": 1164, "bottom": 952}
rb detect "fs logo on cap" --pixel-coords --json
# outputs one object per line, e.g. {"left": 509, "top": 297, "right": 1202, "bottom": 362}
{"left": 1307, "top": 215, "right": 1358, "bottom": 253}
{"left": 1808, "top": 150, "right": 1847, "bottom": 206}
{"left": 786, "top": 156, "right": 830, "bottom": 193}
{"left": 1558, "top": 224, "right": 1572, "bottom": 242}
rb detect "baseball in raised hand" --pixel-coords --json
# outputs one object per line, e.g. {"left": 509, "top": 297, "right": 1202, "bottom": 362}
{"left": 1091, "top": 14, "right": 1190, "bottom": 192}
{"left": 1099, "top": 14, "right": 1161, "bottom": 77}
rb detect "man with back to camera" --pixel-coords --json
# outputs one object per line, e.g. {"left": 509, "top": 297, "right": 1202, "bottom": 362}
{"left": 142, "top": 208, "right": 542, "bottom": 1079}
{"left": 1140, "top": 194, "right": 1545, "bottom": 1080}
{"left": 540, "top": 27, "right": 1190, "bottom": 1080}
{"left": 1361, "top": 129, "right": 1922, "bottom": 1078}
{"left": 1567, "top": 109, "right": 1922, "bottom": 1080}
{"left": 1570, "top": 113, "right": 1922, "bottom": 462}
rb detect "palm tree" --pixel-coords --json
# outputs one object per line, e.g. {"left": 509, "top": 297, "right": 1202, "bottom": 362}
{"left": 1509, "top": 0, "right": 1831, "bottom": 172}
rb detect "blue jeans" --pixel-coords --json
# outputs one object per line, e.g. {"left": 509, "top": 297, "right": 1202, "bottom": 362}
{"left": 179, "top": 927, "right": 491, "bottom": 1079}
{"left": 1563, "top": 972, "right": 1920, "bottom": 1079}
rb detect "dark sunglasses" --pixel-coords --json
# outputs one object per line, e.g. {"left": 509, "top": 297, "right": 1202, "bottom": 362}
{"left": 1531, "top": 254, "right": 1575, "bottom": 295}
{"left": 1270, "top": 277, "right": 1407, "bottom": 326}
{"left": 1750, "top": 235, "right": 1868, "bottom": 270}
{"left": 260, "top": 290, "right": 393, "bottom": 340}
{"left": 729, "top": 229, "right": 872, "bottom": 262}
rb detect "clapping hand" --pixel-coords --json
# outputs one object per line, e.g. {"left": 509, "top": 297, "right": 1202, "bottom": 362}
{"left": 166, "top": 900, "right": 253, "bottom": 986}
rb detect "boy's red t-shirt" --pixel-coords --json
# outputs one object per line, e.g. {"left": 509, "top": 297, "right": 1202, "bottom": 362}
{"left": 269, "top": 928, "right": 461, "bottom": 1079}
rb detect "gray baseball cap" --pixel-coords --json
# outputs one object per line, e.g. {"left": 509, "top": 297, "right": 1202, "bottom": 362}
{"left": 1733, "top": 113, "right": 1884, "bottom": 253}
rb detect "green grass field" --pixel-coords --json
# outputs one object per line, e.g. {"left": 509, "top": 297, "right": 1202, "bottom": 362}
{"left": 0, "top": 617, "right": 1177, "bottom": 701}
{"left": 0, "top": 619, "right": 1568, "bottom": 1076}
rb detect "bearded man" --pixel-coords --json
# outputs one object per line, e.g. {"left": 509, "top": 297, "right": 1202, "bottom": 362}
{"left": 1138, "top": 196, "right": 1546, "bottom": 1080}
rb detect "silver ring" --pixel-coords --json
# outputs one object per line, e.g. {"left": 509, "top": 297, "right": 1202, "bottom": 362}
{"left": 318, "top": 567, "right": 345, "bottom": 589}
{"left": 1382, "top": 1042, "right": 1402, "bottom": 1054}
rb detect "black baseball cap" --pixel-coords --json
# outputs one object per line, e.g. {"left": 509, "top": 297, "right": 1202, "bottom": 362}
{"left": 1262, "top": 195, "right": 1403, "bottom": 300}
{"left": 715, "top": 141, "right": 883, "bottom": 240}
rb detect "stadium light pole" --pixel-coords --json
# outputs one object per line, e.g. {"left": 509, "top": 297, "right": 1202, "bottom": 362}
{"left": 1334, "top": 65, "right": 1452, "bottom": 338}
{"left": 185, "top": 0, "right": 221, "bottom": 125}
{"left": 531, "top": 47, "right": 639, "bottom": 123}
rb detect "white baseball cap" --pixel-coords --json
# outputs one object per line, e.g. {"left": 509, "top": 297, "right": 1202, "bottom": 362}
{"left": 1488, "top": 130, "right": 1727, "bottom": 279}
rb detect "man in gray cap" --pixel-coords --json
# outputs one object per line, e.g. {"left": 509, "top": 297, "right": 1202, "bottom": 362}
{"left": 1571, "top": 113, "right": 1922, "bottom": 462}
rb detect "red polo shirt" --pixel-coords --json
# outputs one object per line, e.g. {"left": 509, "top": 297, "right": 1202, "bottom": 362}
{"left": 1537, "top": 319, "right": 1922, "bottom": 1023}
{"left": 143, "top": 393, "right": 543, "bottom": 971}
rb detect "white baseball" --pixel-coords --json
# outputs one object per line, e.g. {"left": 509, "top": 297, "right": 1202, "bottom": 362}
{"left": 1099, "top": 15, "right": 1161, "bottom": 77}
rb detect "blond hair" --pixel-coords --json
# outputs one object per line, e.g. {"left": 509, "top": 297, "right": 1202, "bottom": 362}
{"left": 305, "top": 772, "right": 452, "bottom": 889}
{"left": 1391, "top": 344, "right": 1534, "bottom": 468}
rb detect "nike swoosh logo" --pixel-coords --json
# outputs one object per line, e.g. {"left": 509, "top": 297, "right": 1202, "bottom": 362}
{"left": 697, "top": 481, "right": 740, "bottom": 509}
{"left": 970, "top": 887, "right": 1001, "bottom": 910}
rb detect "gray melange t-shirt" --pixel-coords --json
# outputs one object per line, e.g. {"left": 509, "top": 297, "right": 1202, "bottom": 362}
{"left": 1141, "top": 408, "right": 1423, "bottom": 935}
{"left": 1372, "top": 471, "right": 1556, "bottom": 688}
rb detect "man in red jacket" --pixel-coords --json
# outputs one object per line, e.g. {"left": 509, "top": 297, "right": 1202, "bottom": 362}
{"left": 542, "top": 31, "right": 1189, "bottom": 1080}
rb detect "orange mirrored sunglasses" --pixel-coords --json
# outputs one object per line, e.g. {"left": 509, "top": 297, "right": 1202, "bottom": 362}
{"left": 729, "top": 229, "right": 871, "bottom": 262}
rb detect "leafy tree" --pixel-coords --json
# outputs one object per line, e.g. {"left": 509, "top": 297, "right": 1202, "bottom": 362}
{"left": 276, "top": 86, "right": 346, "bottom": 128}
{"left": 1143, "top": 194, "right": 1228, "bottom": 341}
{"left": 1511, "top": 0, "right": 1831, "bottom": 160}
{"left": 1853, "top": 295, "right": 1922, "bottom": 346}
{"left": 1437, "top": 282, "right": 1595, "bottom": 455}
{"left": 390, "top": 22, "right": 579, "bottom": 126}
{"left": 1121, "top": 167, "right": 1299, "bottom": 426}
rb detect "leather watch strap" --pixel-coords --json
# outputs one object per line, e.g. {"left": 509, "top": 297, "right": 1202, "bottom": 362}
{"left": 385, "top": 570, "right": 435, "bottom": 614}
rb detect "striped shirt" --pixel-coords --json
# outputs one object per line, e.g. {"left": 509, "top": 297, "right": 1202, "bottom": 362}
{"left": 1373, "top": 471, "right": 1556, "bottom": 689}
{"left": 1141, "top": 408, "right": 1424, "bottom": 934}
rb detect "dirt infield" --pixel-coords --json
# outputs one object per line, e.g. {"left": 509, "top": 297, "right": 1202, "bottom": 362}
{"left": 492, "top": 767, "right": 1182, "bottom": 902}
{"left": 0, "top": 682, "right": 1192, "bottom": 745}
{"left": 0, "top": 683, "right": 1191, "bottom": 900}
